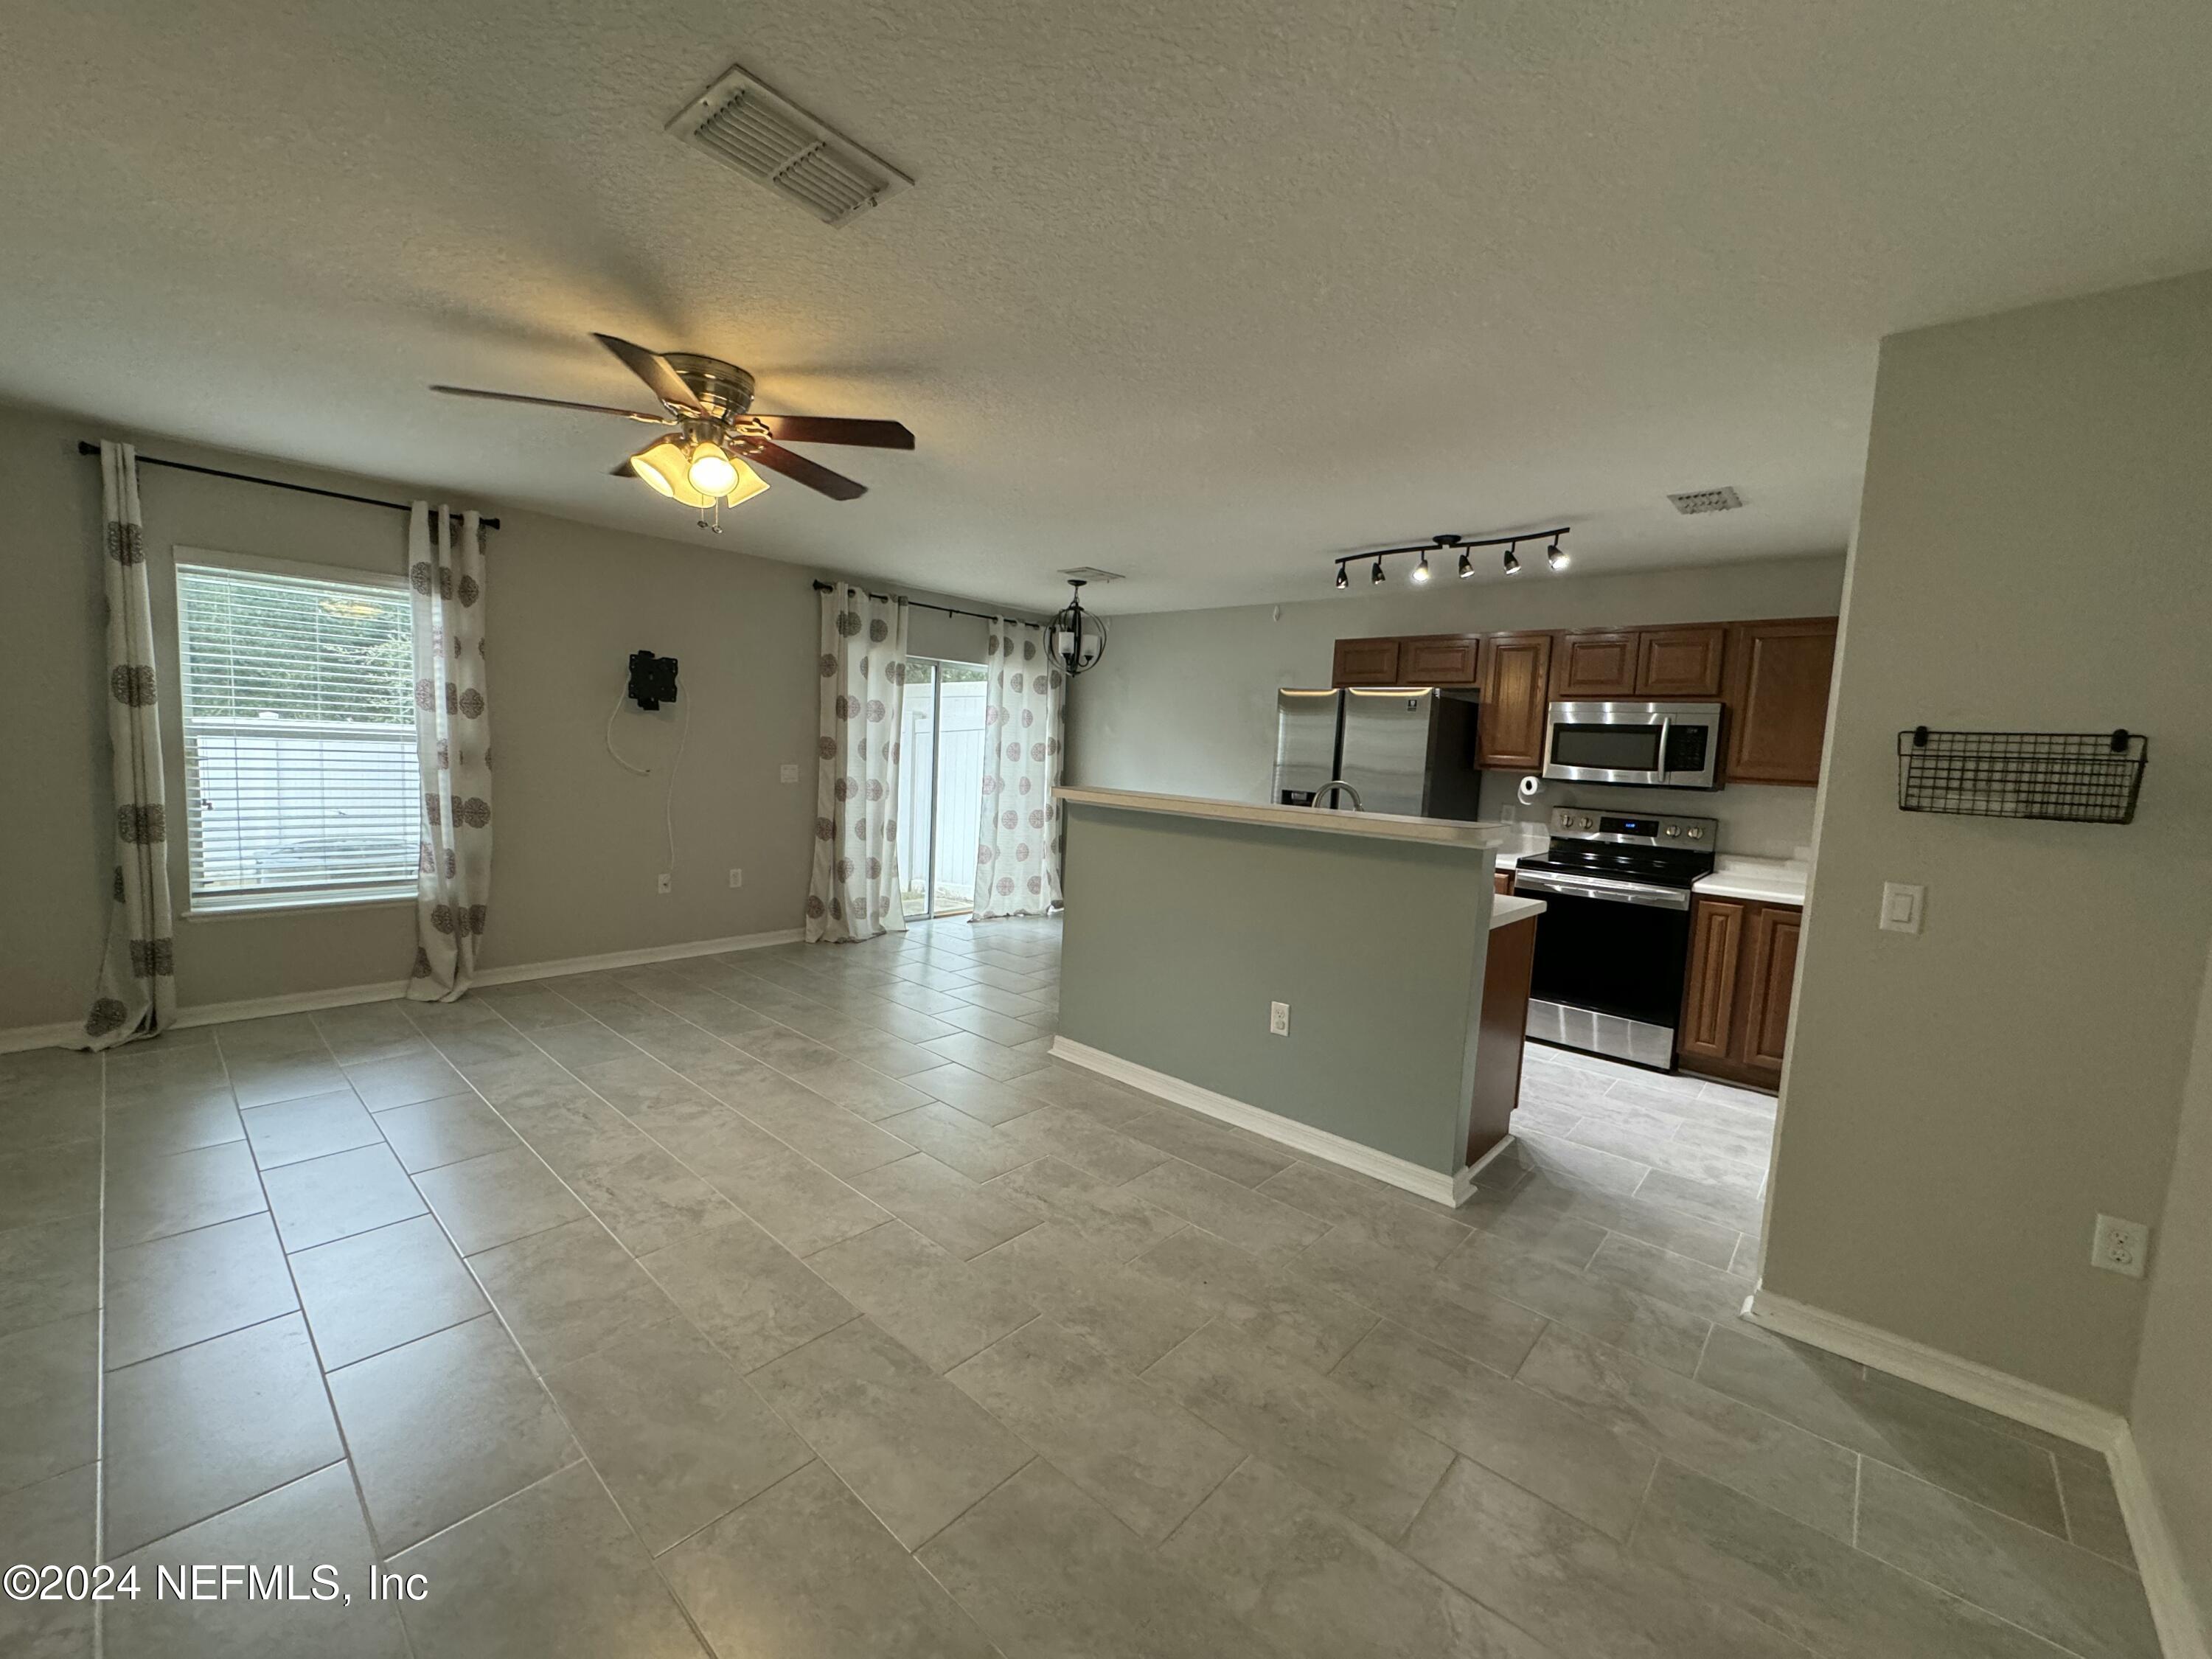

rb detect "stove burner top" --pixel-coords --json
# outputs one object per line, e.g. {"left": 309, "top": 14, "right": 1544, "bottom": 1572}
{"left": 1517, "top": 844, "right": 1710, "bottom": 888}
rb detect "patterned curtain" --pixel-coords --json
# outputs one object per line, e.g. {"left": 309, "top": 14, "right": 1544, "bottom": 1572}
{"left": 807, "top": 583, "right": 909, "bottom": 942}
{"left": 407, "top": 504, "right": 492, "bottom": 1001}
{"left": 79, "top": 441, "right": 177, "bottom": 1049}
{"left": 973, "top": 617, "right": 1065, "bottom": 920}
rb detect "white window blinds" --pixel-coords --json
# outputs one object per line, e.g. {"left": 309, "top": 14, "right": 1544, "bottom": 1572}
{"left": 175, "top": 556, "right": 417, "bottom": 909}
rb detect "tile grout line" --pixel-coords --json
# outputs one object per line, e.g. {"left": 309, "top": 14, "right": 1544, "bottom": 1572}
{"left": 91, "top": 1043, "right": 107, "bottom": 1659}
{"left": 209, "top": 1022, "right": 425, "bottom": 1659}
{"left": 386, "top": 1001, "right": 733, "bottom": 1659}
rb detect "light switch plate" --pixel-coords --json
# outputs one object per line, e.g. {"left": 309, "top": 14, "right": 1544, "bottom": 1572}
{"left": 779, "top": 763, "right": 801, "bottom": 785}
{"left": 728, "top": 868, "right": 743, "bottom": 888}
{"left": 1879, "top": 881, "right": 1925, "bottom": 934}
{"left": 656, "top": 873, "right": 672, "bottom": 894}
{"left": 1268, "top": 1001, "right": 1290, "bottom": 1036}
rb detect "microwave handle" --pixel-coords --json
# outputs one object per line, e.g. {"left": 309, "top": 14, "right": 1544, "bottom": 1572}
{"left": 1656, "top": 716, "right": 1672, "bottom": 785}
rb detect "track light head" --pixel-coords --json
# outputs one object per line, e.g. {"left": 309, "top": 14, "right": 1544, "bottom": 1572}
{"left": 1335, "top": 563, "right": 1349, "bottom": 590}
{"left": 1456, "top": 550, "right": 1472, "bottom": 579}
{"left": 1371, "top": 557, "right": 1385, "bottom": 585}
{"left": 1411, "top": 551, "right": 1431, "bottom": 585}
{"left": 1546, "top": 535, "right": 1568, "bottom": 571}
{"left": 1502, "top": 543, "right": 1521, "bottom": 575}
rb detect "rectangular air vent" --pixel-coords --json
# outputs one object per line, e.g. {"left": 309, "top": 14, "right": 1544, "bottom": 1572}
{"left": 1668, "top": 486, "right": 1745, "bottom": 514}
{"left": 1058, "top": 566, "right": 1125, "bottom": 583}
{"left": 669, "top": 64, "right": 913, "bottom": 227}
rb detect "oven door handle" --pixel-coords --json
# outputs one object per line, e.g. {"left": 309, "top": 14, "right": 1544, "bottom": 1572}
{"left": 1512, "top": 871, "right": 1692, "bottom": 911}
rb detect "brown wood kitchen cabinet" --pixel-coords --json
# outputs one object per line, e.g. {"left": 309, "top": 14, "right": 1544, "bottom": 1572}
{"left": 1330, "top": 636, "right": 1400, "bottom": 686}
{"left": 1722, "top": 616, "right": 1838, "bottom": 785}
{"left": 1552, "top": 630, "right": 1641, "bottom": 698}
{"left": 1554, "top": 624, "right": 1725, "bottom": 699}
{"left": 1637, "top": 625, "right": 1727, "bottom": 698}
{"left": 1397, "top": 633, "right": 1483, "bottom": 686}
{"left": 1477, "top": 631, "right": 1554, "bottom": 770}
{"left": 1678, "top": 895, "right": 1802, "bottom": 1090}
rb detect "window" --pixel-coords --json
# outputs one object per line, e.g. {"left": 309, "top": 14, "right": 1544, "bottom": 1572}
{"left": 175, "top": 552, "right": 418, "bottom": 912}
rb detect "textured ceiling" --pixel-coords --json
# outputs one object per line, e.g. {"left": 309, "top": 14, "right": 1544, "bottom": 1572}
{"left": 4, "top": 1, "right": 2210, "bottom": 613}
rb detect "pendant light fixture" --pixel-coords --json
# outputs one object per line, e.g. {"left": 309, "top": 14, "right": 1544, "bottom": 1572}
{"left": 1502, "top": 542, "right": 1522, "bottom": 575}
{"left": 1048, "top": 579, "right": 1108, "bottom": 675}
{"left": 1335, "top": 564, "right": 1349, "bottom": 591}
{"left": 1457, "top": 549, "right": 1472, "bottom": 578}
{"left": 1546, "top": 534, "right": 1570, "bottom": 571}
{"left": 1411, "top": 549, "right": 1432, "bottom": 585}
{"left": 1371, "top": 557, "right": 1385, "bottom": 585}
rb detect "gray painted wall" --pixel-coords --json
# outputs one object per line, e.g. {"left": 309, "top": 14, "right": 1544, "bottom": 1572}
{"left": 1063, "top": 553, "right": 1843, "bottom": 857}
{"left": 2132, "top": 934, "right": 2212, "bottom": 1638}
{"left": 1057, "top": 801, "right": 1495, "bottom": 1172}
{"left": 0, "top": 403, "right": 1023, "bottom": 1029}
{"left": 1766, "top": 271, "right": 2212, "bottom": 1414}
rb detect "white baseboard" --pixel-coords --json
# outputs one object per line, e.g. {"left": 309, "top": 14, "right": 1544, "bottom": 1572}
{"left": 1744, "top": 1288, "right": 2121, "bottom": 1450}
{"left": 0, "top": 928, "right": 807, "bottom": 1054}
{"left": 1747, "top": 1288, "right": 2208, "bottom": 1659}
{"left": 0, "top": 1020, "right": 88, "bottom": 1056}
{"left": 2110, "top": 1425, "right": 2212, "bottom": 1659}
{"left": 1049, "top": 1036, "right": 1478, "bottom": 1208}
{"left": 470, "top": 928, "right": 805, "bottom": 986}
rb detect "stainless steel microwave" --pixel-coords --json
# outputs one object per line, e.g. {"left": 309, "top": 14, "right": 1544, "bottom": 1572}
{"left": 1542, "top": 700, "right": 1724, "bottom": 790}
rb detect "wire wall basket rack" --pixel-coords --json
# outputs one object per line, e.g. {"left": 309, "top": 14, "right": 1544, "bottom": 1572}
{"left": 1896, "top": 728, "right": 2146, "bottom": 824}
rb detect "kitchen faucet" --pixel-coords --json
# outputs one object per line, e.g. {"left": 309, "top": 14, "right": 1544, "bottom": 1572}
{"left": 1313, "top": 779, "right": 1363, "bottom": 811}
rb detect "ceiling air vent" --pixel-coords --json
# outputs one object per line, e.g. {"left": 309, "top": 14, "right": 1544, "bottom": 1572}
{"left": 1667, "top": 486, "right": 1745, "bottom": 515}
{"left": 669, "top": 64, "right": 913, "bottom": 227}
{"left": 1058, "top": 566, "right": 1125, "bottom": 583}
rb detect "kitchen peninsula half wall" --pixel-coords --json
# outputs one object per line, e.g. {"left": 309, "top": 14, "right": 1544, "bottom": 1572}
{"left": 1053, "top": 788, "right": 1543, "bottom": 1205}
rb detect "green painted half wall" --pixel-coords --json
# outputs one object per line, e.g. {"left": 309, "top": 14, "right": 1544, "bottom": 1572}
{"left": 1057, "top": 801, "right": 1497, "bottom": 1173}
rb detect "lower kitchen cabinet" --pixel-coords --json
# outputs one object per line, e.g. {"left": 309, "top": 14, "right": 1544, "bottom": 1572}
{"left": 1678, "top": 896, "right": 1801, "bottom": 1090}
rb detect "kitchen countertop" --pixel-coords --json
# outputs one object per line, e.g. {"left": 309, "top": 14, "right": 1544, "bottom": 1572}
{"left": 1491, "top": 894, "right": 1546, "bottom": 930}
{"left": 1694, "top": 855, "right": 1809, "bottom": 906}
{"left": 1054, "top": 787, "right": 1508, "bottom": 851}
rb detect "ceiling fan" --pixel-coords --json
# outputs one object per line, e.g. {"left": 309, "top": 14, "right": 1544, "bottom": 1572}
{"left": 431, "top": 333, "right": 913, "bottom": 524}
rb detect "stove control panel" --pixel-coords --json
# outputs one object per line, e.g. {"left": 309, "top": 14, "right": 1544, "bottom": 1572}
{"left": 1548, "top": 807, "right": 1719, "bottom": 847}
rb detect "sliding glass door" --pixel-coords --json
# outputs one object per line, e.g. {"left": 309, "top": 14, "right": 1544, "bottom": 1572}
{"left": 897, "top": 658, "right": 988, "bottom": 920}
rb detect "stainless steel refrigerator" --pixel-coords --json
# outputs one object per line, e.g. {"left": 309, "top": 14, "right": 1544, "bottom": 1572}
{"left": 1271, "top": 687, "right": 1484, "bottom": 819}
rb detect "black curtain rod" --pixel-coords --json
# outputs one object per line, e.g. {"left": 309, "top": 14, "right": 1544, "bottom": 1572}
{"left": 813, "top": 579, "right": 1016, "bottom": 625}
{"left": 77, "top": 440, "right": 501, "bottom": 529}
{"left": 1336, "top": 526, "right": 1570, "bottom": 565}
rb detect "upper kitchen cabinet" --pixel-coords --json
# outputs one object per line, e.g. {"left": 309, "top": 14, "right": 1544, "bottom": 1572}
{"left": 1397, "top": 633, "right": 1483, "bottom": 686}
{"left": 1555, "top": 624, "right": 1726, "bottom": 698}
{"left": 1722, "top": 616, "right": 1839, "bottom": 785}
{"left": 1553, "top": 630, "right": 1641, "bottom": 698}
{"left": 1636, "top": 625, "right": 1727, "bottom": 698}
{"left": 1331, "top": 636, "right": 1401, "bottom": 686}
{"left": 1478, "top": 631, "right": 1554, "bottom": 769}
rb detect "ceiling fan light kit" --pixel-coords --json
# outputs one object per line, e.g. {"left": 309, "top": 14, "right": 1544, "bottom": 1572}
{"left": 1336, "top": 526, "right": 1571, "bottom": 590}
{"left": 431, "top": 333, "right": 913, "bottom": 529}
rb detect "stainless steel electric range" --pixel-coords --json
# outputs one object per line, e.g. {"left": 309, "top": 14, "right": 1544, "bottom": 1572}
{"left": 1509, "top": 805, "right": 1718, "bottom": 1070}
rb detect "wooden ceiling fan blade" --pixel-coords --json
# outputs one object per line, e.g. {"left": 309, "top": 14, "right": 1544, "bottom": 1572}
{"left": 745, "top": 440, "right": 867, "bottom": 500}
{"left": 592, "top": 333, "right": 710, "bottom": 414}
{"left": 433, "top": 385, "right": 669, "bottom": 422}
{"left": 751, "top": 415, "right": 914, "bottom": 450}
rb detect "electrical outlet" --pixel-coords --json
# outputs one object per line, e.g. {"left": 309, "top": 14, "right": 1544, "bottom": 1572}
{"left": 779, "top": 763, "right": 800, "bottom": 785}
{"left": 2090, "top": 1214, "right": 2149, "bottom": 1279}
{"left": 728, "top": 868, "right": 743, "bottom": 888}
{"left": 655, "top": 873, "right": 672, "bottom": 895}
{"left": 1268, "top": 1001, "right": 1290, "bottom": 1036}
{"left": 1879, "top": 881, "right": 1925, "bottom": 934}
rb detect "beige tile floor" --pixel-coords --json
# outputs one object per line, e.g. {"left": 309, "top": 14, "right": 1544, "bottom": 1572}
{"left": 0, "top": 915, "right": 2160, "bottom": 1658}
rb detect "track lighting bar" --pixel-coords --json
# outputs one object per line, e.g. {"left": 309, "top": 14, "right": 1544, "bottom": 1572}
{"left": 1331, "top": 526, "right": 1571, "bottom": 588}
